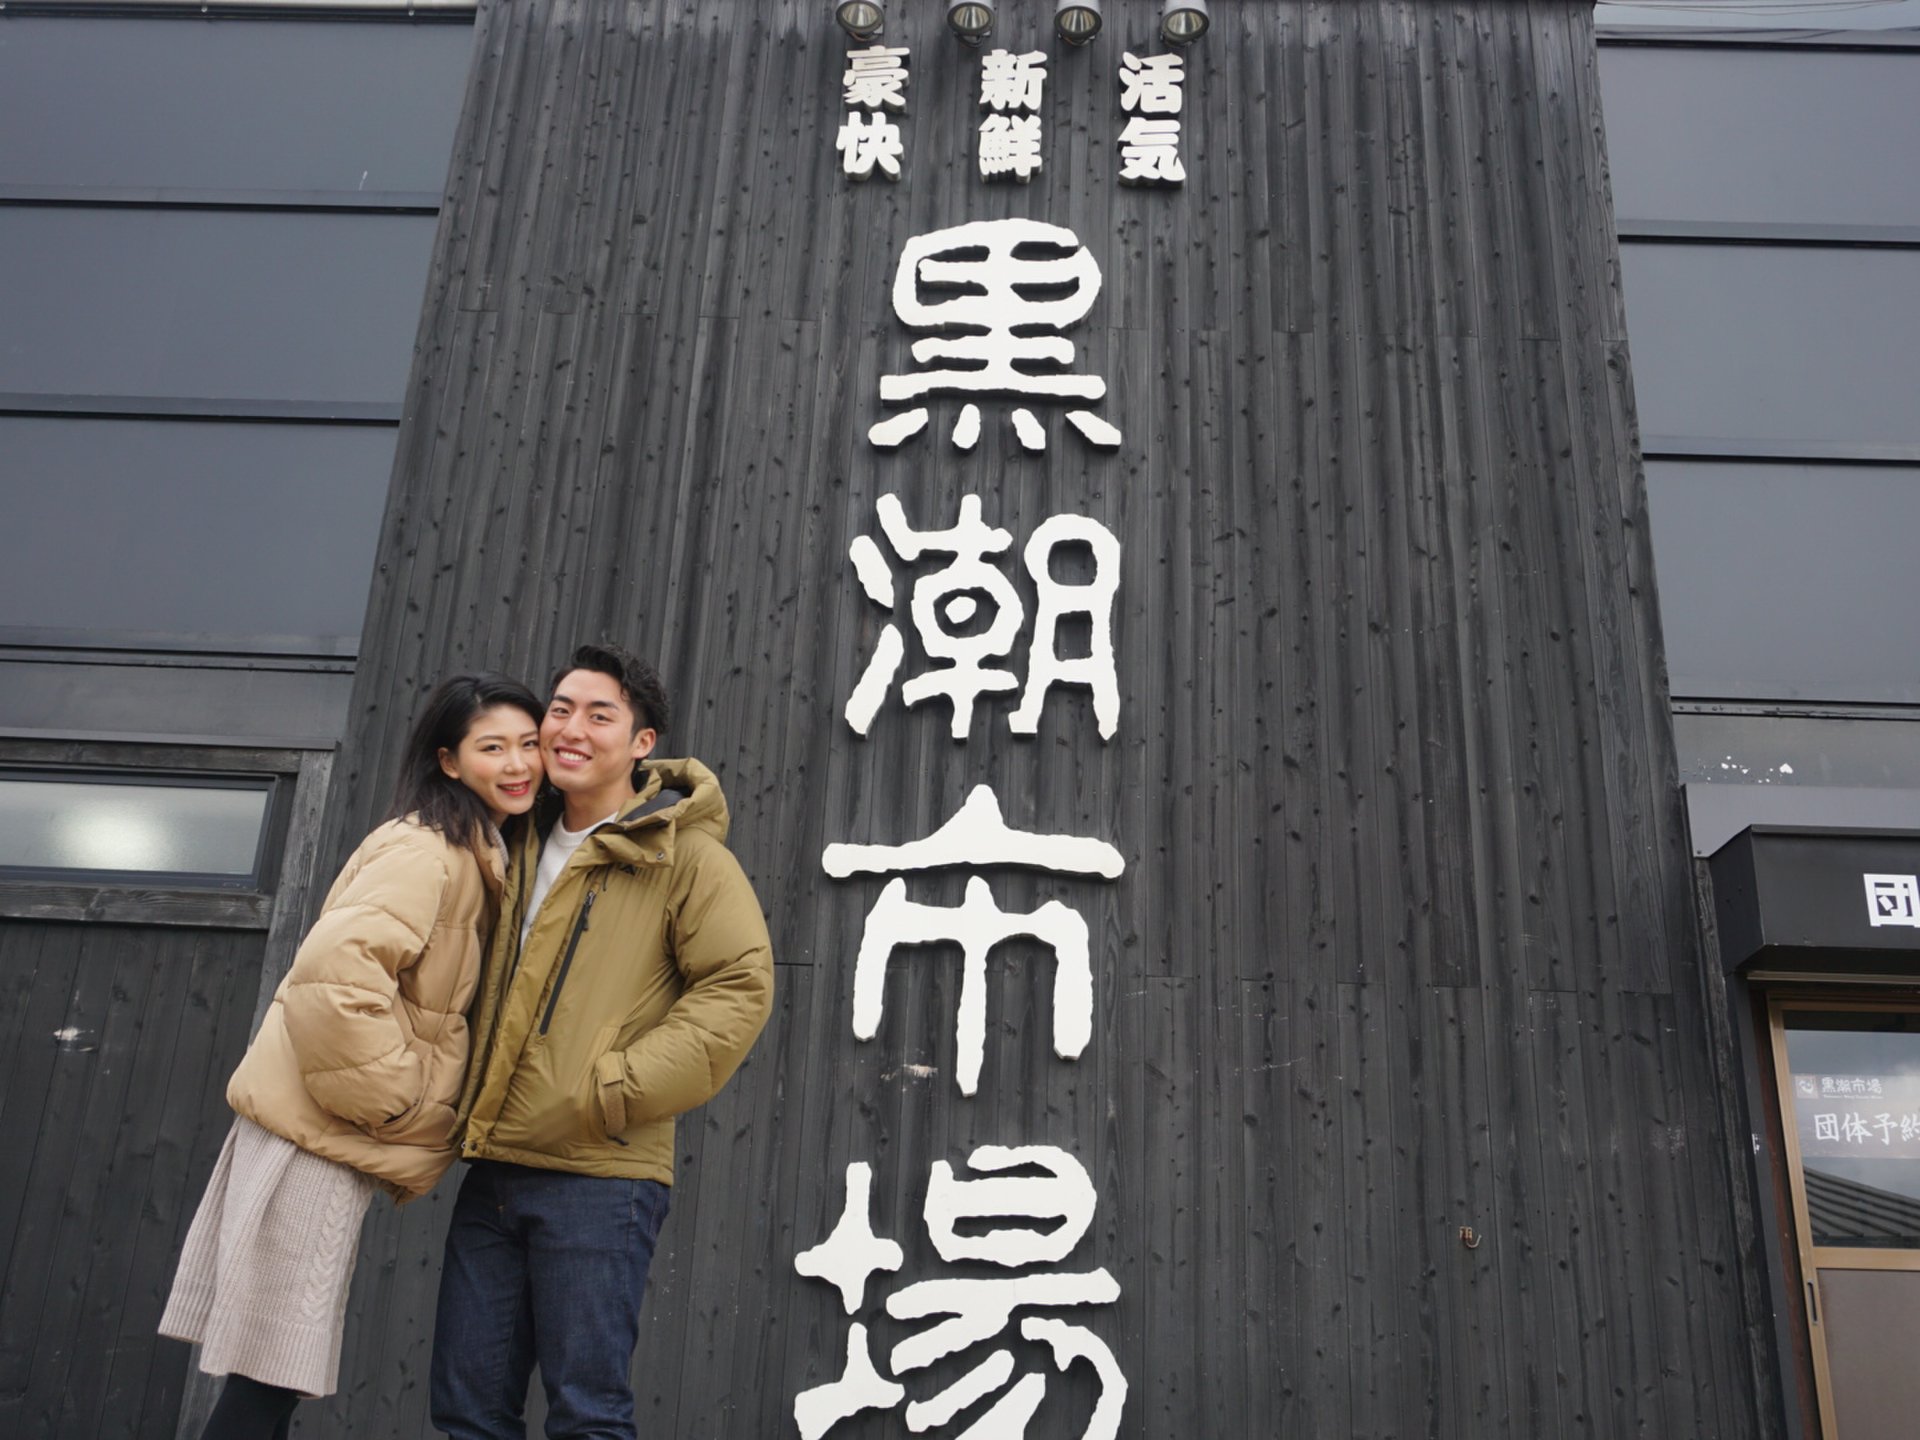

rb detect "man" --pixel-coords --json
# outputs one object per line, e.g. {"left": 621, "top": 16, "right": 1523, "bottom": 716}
{"left": 430, "top": 643, "right": 774, "bottom": 1439}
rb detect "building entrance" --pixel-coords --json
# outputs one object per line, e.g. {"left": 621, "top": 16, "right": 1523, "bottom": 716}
{"left": 1772, "top": 1001, "right": 1920, "bottom": 1440}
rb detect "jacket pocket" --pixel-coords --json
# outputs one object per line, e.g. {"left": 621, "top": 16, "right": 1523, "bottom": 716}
{"left": 370, "top": 1097, "right": 457, "bottom": 1150}
{"left": 590, "top": 1025, "right": 627, "bottom": 1138}
{"left": 365, "top": 1041, "right": 454, "bottom": 1148}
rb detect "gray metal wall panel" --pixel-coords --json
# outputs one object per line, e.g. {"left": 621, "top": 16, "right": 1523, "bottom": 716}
{"left": 306, "top": 2, "right": 1772, "bottom": 1436}
{"left": 0, "top": 418, "right": 394, "bottom": 649}
{"left": 0, "top": 659, "right": 353, "bottom": 748}
{"left": 0, "top": 208, "right": 437, "bottom": 407}
{"left": 0, "top": 16, "right": 474, "bottom": 196}
{"left": 1648, "top": 459, "right": 1920, "bottom": 705}
{"left": 1599, "top": 47, "right": 1920, "bottom": 229}
{"left": 1621, "top": 243, "right": 1920, "bottom": 451}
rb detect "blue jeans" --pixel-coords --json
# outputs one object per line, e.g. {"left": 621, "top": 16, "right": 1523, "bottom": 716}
{"left": 429, "top": 1162, "right": 670, "bottom": 1440}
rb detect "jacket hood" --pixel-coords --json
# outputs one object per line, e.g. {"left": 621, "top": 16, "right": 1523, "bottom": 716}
{"left": 553, "top": 756, "right": 730, "bottom": 869}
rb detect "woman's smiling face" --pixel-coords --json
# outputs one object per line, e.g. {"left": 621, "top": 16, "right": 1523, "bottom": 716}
{"left": 438, "top": 703, "right": 543, "bottom": 826}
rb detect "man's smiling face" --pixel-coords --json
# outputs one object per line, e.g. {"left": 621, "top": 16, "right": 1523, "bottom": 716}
{"left": 540, "top": 667, "right": 657, "bottom": 803}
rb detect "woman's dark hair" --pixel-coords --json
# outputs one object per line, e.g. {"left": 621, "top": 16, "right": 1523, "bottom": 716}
{"left": 386, "top": 672, "right": 544, "bottom": 846}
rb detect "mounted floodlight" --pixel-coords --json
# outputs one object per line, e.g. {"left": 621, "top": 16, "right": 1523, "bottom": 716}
{"left": 947, "top": 0, "right": 994, "bottom": 44}
{"left": 835, "top": 0, "right": 885, "bottom": 42}
{"left": 1160, "top": 0, "right": 1209, "bottom": 45}
{"left": 1055, "top": 0, "right": 1102, "bottom": 45}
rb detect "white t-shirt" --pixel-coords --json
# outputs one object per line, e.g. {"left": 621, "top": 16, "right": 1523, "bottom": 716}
{"left": 520, "top": 809, "right": 619, "bottom": 947}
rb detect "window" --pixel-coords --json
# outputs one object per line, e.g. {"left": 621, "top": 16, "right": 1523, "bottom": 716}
{"left": 0, "top": 740, "right": 307, "bottom": 929}
{"left": 0, "top": 770, "right": 274, "bottom": 887}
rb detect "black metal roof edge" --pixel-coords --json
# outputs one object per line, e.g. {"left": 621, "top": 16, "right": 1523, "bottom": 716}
{"left": 0, "top": 2, "right": 475, "bottom": 19}
{"left": 1726, "top": 824, "right": 1920, "bottom": 845}
{"left": 1598, "top": 27, "right": 1920, "bottom": 51}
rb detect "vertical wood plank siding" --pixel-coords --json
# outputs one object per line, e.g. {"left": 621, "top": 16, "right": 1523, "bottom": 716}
{"left": 0, "top": 922, "right": 262, "bottom": 1439}
{"left": 308, "top": 2, "right": 1777, "bottom": 1434}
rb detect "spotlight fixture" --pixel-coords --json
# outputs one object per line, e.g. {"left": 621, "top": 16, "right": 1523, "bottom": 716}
{"left": 1160, "top": 0, "right": 1209, "bottom": 45}
{"left": 835, "top": 0, "right": 884, "bottom": 42}
{"left": 1055, "top": 0, "right": 1102, "bottom": 45}
{"left": 947, "top": 0, "right": 994, "bottom": 45}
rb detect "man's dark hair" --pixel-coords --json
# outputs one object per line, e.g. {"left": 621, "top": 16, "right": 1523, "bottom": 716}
{"left": 551, "top": 643, "right": 671, "bottom": 738}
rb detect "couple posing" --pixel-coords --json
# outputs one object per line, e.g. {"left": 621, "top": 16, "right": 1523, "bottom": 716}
{"left": 160, "top": 644, "right": 775, "bottom": 1439}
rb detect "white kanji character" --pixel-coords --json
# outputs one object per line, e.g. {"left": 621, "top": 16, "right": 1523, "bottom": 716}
{"left": 869, "top": 220, "right": 1121, "bottom": 448}
{"left": 842, "top": 498, "right": 1122, "bottom": 740}
{"left": 1814, "top": 1113, "right": 1840, "bottom": 1143}
{"left": 887, "top": 1269, "right": 1119, "bottom": 1373}
{"left": 1024, "top": 1315, "right": 1128, "bottom": 1440}
{"left": 1010, "top": 514, "right": 1121, "bottom": 740}
{"left": 881, "top": 220, "right": 1101, "bottom": 402}
{"left": 794, "top": 1162, "right": 903, "bottom": 1314}
{"left": 979, "top": 48, "right": 1047, "bottom": 112}
{"left": 843, "top": 44, "right": 910, "bottom": 110}
{"left": 823, "top": 784, "right": 1124, "bottom": 879}
{"left": 792, "top": 1150, "right": 1130, "bottom": 1440}
{"left": 1119, "top": 50, "right": 1185, "bottom": 114}
{"left": 980, "top": 112, "right": 1044, "bottom": 181}
{"left": 1117, "top": 115, "right": 1186, "bottom": 185}
{"left": 844, "top": 494, "right": 1022, "bottom": 738}
{"left": 924, "top": 1146, "right": 1097, "bottom": 1267}
{"left": 853, "top": 877, "right": 1092, "bottom": 1096}
{"left": 792, "top": 1323, "right": 903, "bottom": 1440}
{"left": 837, "top": 111, "right": 904, "bottom": 180}
{"left": 1843, "top": 1113, "right": 1871, "bottom": 1143}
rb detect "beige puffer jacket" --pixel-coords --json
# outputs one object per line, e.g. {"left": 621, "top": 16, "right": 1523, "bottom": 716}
{"left": 227, "top": 817, "right": 502, "bottom": 1200}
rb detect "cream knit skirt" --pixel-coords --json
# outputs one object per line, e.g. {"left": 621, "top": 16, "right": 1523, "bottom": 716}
{"left": 159, "top": 1116, "right": 376, "bottom": 1397}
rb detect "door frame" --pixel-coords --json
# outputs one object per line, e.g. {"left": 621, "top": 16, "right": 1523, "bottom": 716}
{"left": 1767, "top": 994, "right": 1920, "bottom": 1439}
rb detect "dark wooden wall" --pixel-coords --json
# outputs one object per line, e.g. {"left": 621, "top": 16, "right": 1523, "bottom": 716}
{"left": 307, "top": 1, "right": 1779, "bottom": 1435}
{"left": 0, "top": 920, "right": 261, "bottom": 1439}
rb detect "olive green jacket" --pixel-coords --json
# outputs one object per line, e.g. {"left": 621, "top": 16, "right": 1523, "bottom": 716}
{"left": 453, "top": 758, "right": 773, "bottom": 1183}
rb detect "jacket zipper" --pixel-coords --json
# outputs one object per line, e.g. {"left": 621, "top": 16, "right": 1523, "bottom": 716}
{"left": 539, "top": 888, "right": 596, "bottom": 1035}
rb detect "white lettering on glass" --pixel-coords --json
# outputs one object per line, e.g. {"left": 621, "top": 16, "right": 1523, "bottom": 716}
{"left": 1865, "top": 873, "right": 1920, "bottom": 928}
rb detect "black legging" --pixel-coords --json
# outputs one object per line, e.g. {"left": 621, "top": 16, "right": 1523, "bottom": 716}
{"left": 199, "top": 1374, "right": 301, "bottom": 1440}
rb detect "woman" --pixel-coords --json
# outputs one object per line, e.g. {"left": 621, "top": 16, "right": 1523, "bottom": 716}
{"left": 160, "top": 673, "right": 544, "bottom": 1440}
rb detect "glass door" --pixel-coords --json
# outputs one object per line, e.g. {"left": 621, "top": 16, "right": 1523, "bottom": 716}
{"left": 1771, "top": 1001, "right": 1920, "bottom": 1439}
